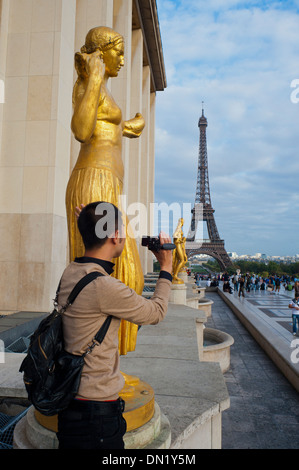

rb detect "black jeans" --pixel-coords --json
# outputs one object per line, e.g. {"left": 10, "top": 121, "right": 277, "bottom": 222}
{"left": 57, "top": 398, "right": 126, "bottom": 449}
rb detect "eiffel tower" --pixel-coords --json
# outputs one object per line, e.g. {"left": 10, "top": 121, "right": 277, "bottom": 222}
{"left": 186, "top": 106, "right": 232, "bottom": 271}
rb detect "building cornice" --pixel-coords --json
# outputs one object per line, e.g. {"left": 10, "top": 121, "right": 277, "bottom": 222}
{"left": 133, "top": 0, "right": 167, "bottom": 93}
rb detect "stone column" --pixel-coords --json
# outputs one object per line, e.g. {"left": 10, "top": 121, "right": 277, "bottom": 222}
{"left": 0, "top": 0, "right": 76, "bottom": 312}
{"left": 112, "top": 0, "right": 133, "bottom": 200}
{"left": 138, "top": 65, "right": 150, "bottom": 273}
{"left": 126, "top": 28, "right": 142, "bottom": 208}
{"left": 147, "top": 92, "right": 156, "bottom": 273}
{"left": 126, "top": 28, "right": 144, "bottom": 270}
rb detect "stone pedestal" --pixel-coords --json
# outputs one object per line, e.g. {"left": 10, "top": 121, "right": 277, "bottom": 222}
{"left": 192, "top": 285, "right": 206, "bottom": 299}
{"left": 178, "top": 271, "right": 188, "bottom": 284}
{"left": 198, "top": 299, "right": 213, "bottom": 317}
{"left": 169, "top": 283, "right": 187, "bottom": 305}
{"left": 201, "top": 328, "right": 234, "bottom": 373}
{"left": 198, "top": 287, "right": 206, "bottom": 299}
{"left": 13, "top": 402, "right": 171, "bottom": 449}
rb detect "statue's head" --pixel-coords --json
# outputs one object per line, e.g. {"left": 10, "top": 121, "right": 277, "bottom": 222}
{"left": 80, "top": 26, "right": 124, "bottom": 77}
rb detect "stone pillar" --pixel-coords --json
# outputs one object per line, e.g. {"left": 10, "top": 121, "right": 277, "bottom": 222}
{"left": 0, "top": 0, "right": 76, "bottom": 312}
{"left": 0, "top": 0, "right": 9, "bottom": 151}
{"left": 126, "top": 27, "right": 142, "bottom": 208}
{"left": 169, "top": 284, "right": 187, "bottom": 305}
{"left": 147, "top": 92, "right": 156, "bottom": 273}
{"left": 112, "top": 0, "right": 133, "bottom": 200}
{"left": 138, "top": 65, "right": 151, "bottom": 273}
{"left": 122, "top": 25, "right": 145, "bottom": 270}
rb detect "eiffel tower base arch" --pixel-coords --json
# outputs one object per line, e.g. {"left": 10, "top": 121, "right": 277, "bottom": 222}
{"left": 186, "top": 241, "right": 232, "bottom": 272}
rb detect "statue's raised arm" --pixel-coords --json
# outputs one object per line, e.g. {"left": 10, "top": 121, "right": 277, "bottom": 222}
{"left": 71, "top": 50, "right": 105, "bottom": 143}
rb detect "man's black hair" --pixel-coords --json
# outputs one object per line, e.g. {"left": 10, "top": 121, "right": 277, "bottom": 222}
{"left": 77, "top": 201, "right": 122, "bottom": 250}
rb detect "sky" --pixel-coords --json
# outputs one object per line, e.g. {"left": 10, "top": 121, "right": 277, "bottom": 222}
{"left": 154, "top": 0, "right": 299, "bottom": 257}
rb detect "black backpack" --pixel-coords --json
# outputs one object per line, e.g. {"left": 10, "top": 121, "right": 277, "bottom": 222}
{"left": 19, "top": 272, "right": 112, "bottom": 416}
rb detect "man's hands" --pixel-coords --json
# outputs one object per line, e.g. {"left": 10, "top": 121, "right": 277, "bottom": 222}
{"left": 152, "top": 232, "right": 173, "bottom": 274}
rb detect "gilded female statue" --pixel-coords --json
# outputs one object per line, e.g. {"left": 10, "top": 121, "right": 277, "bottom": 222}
{"left": 172, "top": 218, "right": 188, "bottom": 284}
{"left": 66, "top": 27, "right": 145, "bottom": 355}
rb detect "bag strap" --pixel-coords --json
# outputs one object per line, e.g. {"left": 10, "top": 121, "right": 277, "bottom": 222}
{"left": 55, "top": 271, "right": 112, "bottom": 355}
{"left": 54, "top": 279, "right": 62, "bottom": 305}
{"left": 94, "top": 315, "right": 112, "bottom": 344}
{"left": 57, "top": 271, "right": 105, "bottom": 312}
{"left": 84, "top": 315, "right": 112, "bottom": 356}
{"left": 67, "top": 271, "right": 105, "bottom": 305}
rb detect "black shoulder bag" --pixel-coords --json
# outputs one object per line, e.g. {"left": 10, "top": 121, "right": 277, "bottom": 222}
{"left": 19, "top": 272, "right": 112, "bottom": 416}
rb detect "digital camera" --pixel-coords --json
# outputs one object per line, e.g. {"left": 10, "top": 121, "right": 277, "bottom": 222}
{"left": 141, "top": 236, "right": 175, "bottom": 252}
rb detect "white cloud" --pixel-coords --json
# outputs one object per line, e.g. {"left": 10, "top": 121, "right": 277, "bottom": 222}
{"left": 154, "top": 0, "right": 299, "bottom": 256}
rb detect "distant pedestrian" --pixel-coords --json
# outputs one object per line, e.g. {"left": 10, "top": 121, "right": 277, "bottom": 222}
{"left": 267, "top": 279, "right": 275, "bottom": 293}
{"left": 223, "top": 281, "right": 232, "bottom": 294}
{"left": 275, "top": 277, "right": 281, "bottom": 294}
{"left": 238, "top": 276, "right": 245, "bottom": 298}
{"left": 289, "top": 294, "right": 299, "bottom": 336}
{"left": 233, "top": 273, "right": 239, "bottom": 292}
{"left": 246, "top": 275, "right": 251, "bottom": 292}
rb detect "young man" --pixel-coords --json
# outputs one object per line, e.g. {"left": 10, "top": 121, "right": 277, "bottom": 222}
{"left": 289, "top": 294, "right": 299, "bottom": 336}
{"left": 56, "top": 201, "right": 173, "bottom": 449}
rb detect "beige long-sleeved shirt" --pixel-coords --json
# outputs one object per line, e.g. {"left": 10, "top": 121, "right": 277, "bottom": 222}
{"left": 57, "top": 257, "right": 172, "bottom": 401}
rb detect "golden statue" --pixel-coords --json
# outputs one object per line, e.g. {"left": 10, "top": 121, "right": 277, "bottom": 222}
{"left": 172, "top": 218, "right": 188, "bottom": 284}
{"left": 66, "top": 26, "right": 145, "bottom": 355}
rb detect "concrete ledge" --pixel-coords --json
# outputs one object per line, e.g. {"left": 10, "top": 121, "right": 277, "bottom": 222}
{"left": 0, "top": 353, "right": 28, "bottom": 399}
{"left": 0, "top": 313, "right": 47, "bottom": 347}
{"left": 206, "top": 287, "right": 218, "bottom": 292}
{"left": 218, "top": 289, "right": 299, "bottom": 392}
{"left": 186, "top": 296, "right": 200, "bottom": 309}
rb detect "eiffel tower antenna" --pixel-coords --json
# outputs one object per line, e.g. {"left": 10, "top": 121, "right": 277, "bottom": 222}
{"left": 186, "top": 108, "right": 231, "bottom": 270}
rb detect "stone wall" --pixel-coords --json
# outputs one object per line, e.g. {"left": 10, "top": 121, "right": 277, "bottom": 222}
{"left": 0, "top": 0, "right": 165, "bottom": 312}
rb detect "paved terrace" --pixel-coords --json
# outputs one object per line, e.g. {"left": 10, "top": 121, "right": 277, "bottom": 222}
{"left": 209, "top": 286, "right": 299, "bottom": 449}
